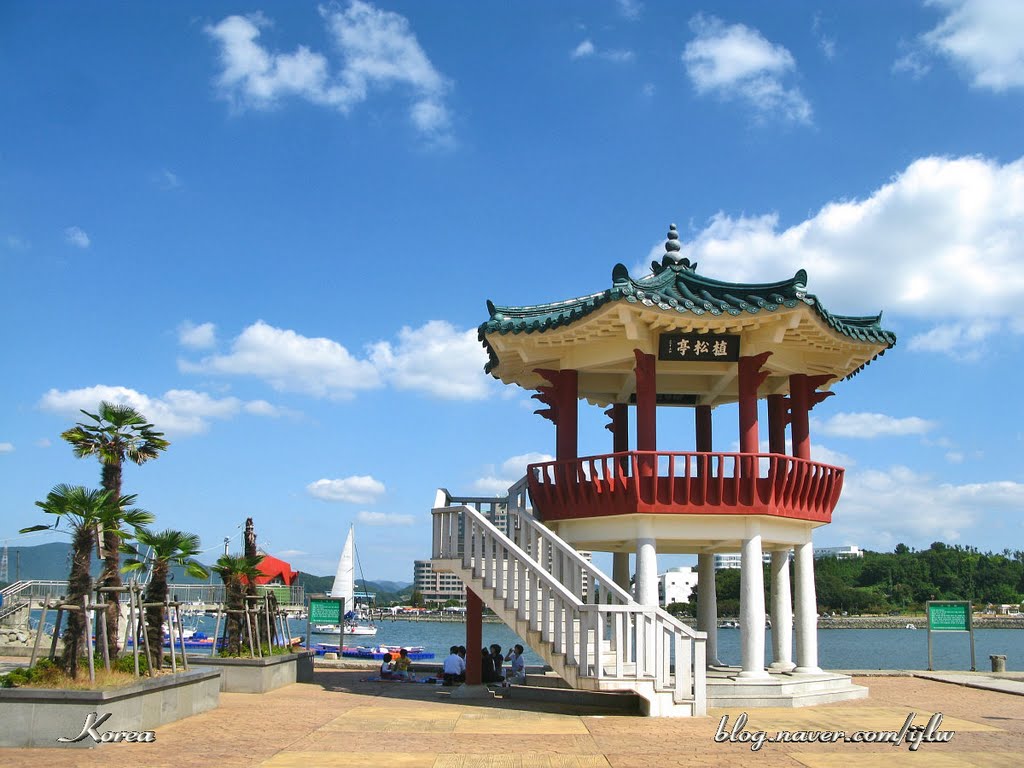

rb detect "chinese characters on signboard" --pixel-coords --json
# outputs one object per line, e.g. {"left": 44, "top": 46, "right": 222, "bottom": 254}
{"left": 658, "top": 333, "right": 740, "bottom": 362}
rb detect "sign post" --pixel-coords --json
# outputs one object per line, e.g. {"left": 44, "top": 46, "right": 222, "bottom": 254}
{"left": 306, "top": 595, "right": 344, "bottom": 651}
{"left": 926, "top": 600, "right": 974, "bottom": 671}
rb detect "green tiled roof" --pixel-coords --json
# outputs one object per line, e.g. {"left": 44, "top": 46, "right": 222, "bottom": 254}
{"left": 480, "top": 225, "right": 896, "bottom": 378}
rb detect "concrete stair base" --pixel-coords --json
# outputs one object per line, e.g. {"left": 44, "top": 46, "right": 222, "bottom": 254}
{"left": 706, "top": 667, "right": 869, "bottom": 708}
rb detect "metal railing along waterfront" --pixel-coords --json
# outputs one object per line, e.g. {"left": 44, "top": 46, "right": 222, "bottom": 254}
{"left": 432, "top": 502, "right": 706, "bottom": 714}
{"left": 0, "top": 579, "right": 305, "bottom": 608}
{"left": 528, "top": 451, "right": 843, "bottom": 523}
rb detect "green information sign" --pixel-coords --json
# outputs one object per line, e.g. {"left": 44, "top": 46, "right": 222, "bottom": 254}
{"left": 928, "top": 602, "right": 969, "bottom": 631}
{"left": 926, "top": 600, "right": 975, "bottom": 671}
{"left": 309, "top": 598, "right": 343, "bottom": 624}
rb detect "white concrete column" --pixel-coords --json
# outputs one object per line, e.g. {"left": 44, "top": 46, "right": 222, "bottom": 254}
{"left": 697, "top": 553, "right": 721, "bottom": 665}
{"left": 769, "top": 549, "right": 795, "bottom": 671}
{"left": 739, "top": 531, "right": 770, "bottom": 678}
{"left": 793, "top": 539, "right": 822, "bottom": 673}
{"left": 612, "top": 552, "right": 631, "bottom": 594}
{"left": 635, "top": 537, "right": 659, "bottom": 607}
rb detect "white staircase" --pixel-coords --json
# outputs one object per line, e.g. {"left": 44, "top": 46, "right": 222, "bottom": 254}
{"left": 431, "top": 495, "right": 706, "bottom": 717}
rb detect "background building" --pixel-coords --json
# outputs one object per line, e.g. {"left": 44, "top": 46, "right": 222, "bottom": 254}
{"left": 814, "top": 545, "right": 863, "bottom": 559}
{"left": 414, "top": 559, "right": 466, "bottom": 606}
{"left": 659, "top": 566, "right": 698, "bottom": 607}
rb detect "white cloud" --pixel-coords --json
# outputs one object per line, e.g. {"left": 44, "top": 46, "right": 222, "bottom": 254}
{"left": 814, "top": 412, "right": 937, "bottom": 438}
{"left": 572, "top": 39, "right": 595, "bottom": 59}
{"left": 243, "top": 399, "right": 280, "bottom": 417}
{"left": 182, "top": 319, "right": 493, "bottom": 401}
{"left": 811, "top": 13, "right": 836, "bottom": 60}
{"left": 206, "top": 2, "right": 453, "bottom": 144}
{"left": 38, "top": 385, "right": 276, "bottom": 436}
{"left": 181, "top": 320, "right": 381, "bottom": 399}
{"left": 832, "top": 466, "right": 1024, "bottom": 549}
{"left": 893, "top": 51, "right": 932, "bottom": 79}
{"left": 369, "top": 320, "right": 493, "bottom": 400}
{"left": 0, "top": 442, "right": 13, "bottom": 453}
{"left": 34, "top": 438, "right": 51, "bottom": 448}
{"left": 907, "top": 320, "right": 1000, "bottom": 359}
{"left": 571, "top": 39, "right": 633, "bottom": 63}
{"left": 682, "top": 15, "right": 811, "bottom": 123}
{"left": 155, "top": 169, "right": 181, "bottom": 189}
{"left": 64, "top": 226, "right": 90, "bottom": 249}
{"left": 616, "top": 0, "right": 642, "bottom": 20}
{"left": 307, "top": 475, "right": 386, "bottom": 504}
{"left": 357, "top": 510, "right": 415, "bottom": 526}
{"left": 922, "top": 0, "right": 1024, "bottom": 91}
{"left": 672, "top": 155, "right": 1024, "bottom": 355}
{"left": 474, "top": 452, "right": 554, "bottom": 494}
{"left": 178, "top": 321, "right": 217, "bottom": 350}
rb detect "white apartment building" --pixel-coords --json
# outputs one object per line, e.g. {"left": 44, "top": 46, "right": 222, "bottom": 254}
{"left": 658, "top": 566, "right": 699, "bottom": 607}
{"left": 413, "top": 559, "right": 466, "bottom": 606}
{"left": 814, "top": 545, "right": 864, "bottom": 559}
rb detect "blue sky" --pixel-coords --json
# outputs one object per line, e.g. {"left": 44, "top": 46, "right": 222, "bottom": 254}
{"left": 2, "top": 1, "right": 1023, "bottom": 582}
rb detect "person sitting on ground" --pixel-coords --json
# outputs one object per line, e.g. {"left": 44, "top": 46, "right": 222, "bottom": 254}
{"left": 485, "top": 644, "right": 505, "bottom": 684}
{"left": 457, "top": 645, "right": 467, "bottom": 680}
{"left": 480, "top": 647, "right": 495, "bottom": 683}
{"left": 442, "top": 645, "right": 464, "bottom": 686}
{"left": 379, "top": 653, "right": 394, "bottom": 679}
{"left": 506, "top": 644, "right": 526, "bottom": 685}
{"left": 392, "top": 647, "right": 413, "bottom": 679}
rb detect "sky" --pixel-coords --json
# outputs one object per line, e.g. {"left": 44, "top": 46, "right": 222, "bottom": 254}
{"left": 2, "top": 0, "right": 1023, "bottom": 583}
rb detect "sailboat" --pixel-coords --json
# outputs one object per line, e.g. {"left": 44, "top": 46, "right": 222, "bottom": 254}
{"left": 312, "top": 525, "right": 378, "bottom": 637}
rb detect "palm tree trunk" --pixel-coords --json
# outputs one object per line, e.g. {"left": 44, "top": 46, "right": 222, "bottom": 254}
{"left": 223, "top": 575, "right": 244, "bottom": 655}
{"left": 101, "top": 461, "right": 123, "bottom": 659}
{"left": 64, "top": 526, "right": 95, "bottom": 678}
{"left": 144, "top": 562, "right": 169, "bottom": 669}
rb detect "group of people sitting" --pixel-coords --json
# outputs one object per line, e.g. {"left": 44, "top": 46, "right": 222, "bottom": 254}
{"left": 378, "top": 648, "right": 414, "bottom": 680}
{"left": 441, "top": 643, "right": 526, "bottom": 687}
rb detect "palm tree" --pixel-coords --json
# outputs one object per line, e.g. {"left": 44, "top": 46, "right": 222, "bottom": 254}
{"left": 20, "top": 485, "right": 151, "bottom": 678}
{"left": 61, "top": 401, "right": 169, "bottom": 658}
{"left": 124, "top": 529, "right": 209, "bottom": 669}
{"left": 211, "top": 554, "right": 263, "bottom": 655}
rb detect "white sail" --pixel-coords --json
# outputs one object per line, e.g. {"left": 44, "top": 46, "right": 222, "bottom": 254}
{"left": 328, "top": 526, "right": 355, "bottom": 611}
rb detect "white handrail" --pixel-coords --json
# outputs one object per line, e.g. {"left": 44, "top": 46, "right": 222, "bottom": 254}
{"left": 432, "top": 501, "right": 706, "bottom": 711}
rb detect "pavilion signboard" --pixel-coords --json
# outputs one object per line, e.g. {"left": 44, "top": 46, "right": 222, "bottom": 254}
{"left": 658, "top": 333, "right": 740, "bottom": 362}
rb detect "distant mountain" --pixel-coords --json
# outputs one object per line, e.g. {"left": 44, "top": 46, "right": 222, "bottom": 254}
{"left": 295, "top": 571, "right": 413, "bottom": 604}
{"left": 2, "top": 543, "right": 412, "bottom": 603}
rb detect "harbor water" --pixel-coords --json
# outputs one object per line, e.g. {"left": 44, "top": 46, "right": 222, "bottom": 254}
{"left": 28, "top": 611, "right": 1022, "bottom": 670}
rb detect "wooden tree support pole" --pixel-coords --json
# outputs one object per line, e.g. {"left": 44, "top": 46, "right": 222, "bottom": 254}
{"left": 30, "top": 596, "right": 50, "bottom": 668}
{"left": 83, "top": 595, "right": 95, "bottom": 683}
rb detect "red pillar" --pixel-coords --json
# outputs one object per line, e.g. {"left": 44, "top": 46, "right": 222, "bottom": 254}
{"left": 557, "top": 370, "right": 578, "bottom": 462}
{"left": 737, "top": 353, "right": 772, "bottom": 454}
{"left": 634, "top": 350, "right": 657, "bottom": 451}
{"left": 789, "top": 374, "right": 810, "bottom": 460}
{"left": 767, "top": 394, "right": 788, "bottom": 455}
{"left": 534, "top": 369, "right": 578, "bottom": 463}
{"left": 465, "top": 588, "right": 482, "bottom": 685}
{"left": 695, "top": 405, "right": 712, "bottom": 452}
{"left": 610, "top": 403, "right": 629, "bottom": 454}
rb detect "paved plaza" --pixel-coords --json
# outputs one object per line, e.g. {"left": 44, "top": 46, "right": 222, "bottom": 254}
{"left": 1, "top": 668, "right": 1022, "bottom": 767}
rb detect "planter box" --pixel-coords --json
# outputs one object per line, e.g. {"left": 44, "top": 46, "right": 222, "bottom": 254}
{"left": 189, "top": 650, "right": 314, "bottom": 693}
{"left": 0, "top": 668, "right": 221, "bottom": 748}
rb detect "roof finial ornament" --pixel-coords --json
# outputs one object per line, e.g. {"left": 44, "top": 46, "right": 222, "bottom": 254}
{"left": 654, "top": 222, "right": 695, "bottom": 272}
{"left": 665, "top": 223, "right": 681, "bottom": 255}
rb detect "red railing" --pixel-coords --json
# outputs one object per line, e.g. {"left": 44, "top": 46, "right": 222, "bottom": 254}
{"left": 527, "top": 451, "right": 844, "bottom": 524}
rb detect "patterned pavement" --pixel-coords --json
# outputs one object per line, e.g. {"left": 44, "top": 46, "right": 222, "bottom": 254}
{"left": 1, "top": 669, "right": 1022, "bottom": 767}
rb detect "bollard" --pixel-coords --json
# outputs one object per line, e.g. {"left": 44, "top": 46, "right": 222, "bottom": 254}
{"left": 990, "top": 654, "right": 1007, "bottom": 673}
